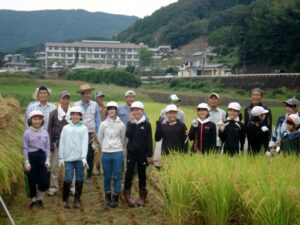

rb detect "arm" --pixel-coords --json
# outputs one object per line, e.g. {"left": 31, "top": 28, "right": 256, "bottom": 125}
{"left": 47, "top": 111, "right": 55, "bottom": 151}
{"left": 126, "top": 122, "right": 136, "bottom": 139}
{"left": 244, "top": 107, "right": 249, "bottom": 127}
{"left": 95, "top": 105, "right": 101, "bottom": 133}
{"left": 58, "top": 128, "right": 65, "bottom": 161}
{"left": 266, "top": 108, "right": 272, "bottom": 138}
{"left": 188, "top": 126, "right": 197, "bottom": 141}
{"left": 219, "top": 126, "right": 227, "bottom": 143}
{"left": 120, "top": 123, "right": 126, "bottom": 150}
{"left": 146, "top": 123, "right": 153, "bottom": 157}
{"left": 97, "top": 123, "right": 105, "bottom": 148}
{"left": 182, "top": 124, "right": 188, "bottom": 153}
{"left": 45, "top": 131, "right": 51, "bottom": 159}
{"left": 81, "top": 127, "right": 89, "bottom": 160}
{"left": 211, "top": 123, "right": 217, "bottom": 148}
{"left": 23, "top": 131, "right": 29, "bottom": 160}
{"left": 155, "top": 121, "right": 163, "bottom": 142}
{"left": 240, "top": 123, "right": 246, "bottom": 151}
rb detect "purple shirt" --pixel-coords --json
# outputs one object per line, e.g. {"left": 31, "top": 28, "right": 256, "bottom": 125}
{"left": 23, "top": 128, "right": 50, "bottom": 160}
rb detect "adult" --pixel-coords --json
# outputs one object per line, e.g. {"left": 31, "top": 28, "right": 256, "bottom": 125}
{"left": 244, "top": 88, "right": 272, "bottom": 133}
{"left": 208, "top": 92, "right": 226, "bottom": 148}
{"left": 95, "top": 90, "right": 107, "bottom": 121}
{"left": 118, "top": 90, "right": 148, "bottom": 125}
{"left": 270, "top": 97, "right": 299, "bottom": 148}
{"left": 47, "top": 91, "right": 71, "bottom": 196}
{"left": 160, "top": 94, "right": 185, "bottom": 124}
{"left": 25, "top": 85, "right": 56, "bottom": 130}
{"left": 74, "top": 84, "right": 101, "bottom": 183}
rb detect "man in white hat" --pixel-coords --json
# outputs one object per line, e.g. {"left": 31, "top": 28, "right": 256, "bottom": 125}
{"left": 118, "top": 90, "right": 148, "bottom": 125}
{"left": 25, "top": 85, "right": 56, "bottom": 130}
{"left": 208, "top": 92, "right": 226, "bottom": 149}
{"left": 95, "top": 90, "right": 107, "bottom": 121}
{"left": 74, "top": 83, "right": 101, "bottom": 183}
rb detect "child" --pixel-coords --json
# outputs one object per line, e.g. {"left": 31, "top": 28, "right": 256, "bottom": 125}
{"left": 218, "top": 102, "right": 246, "bottom": 156}
{"left": 155, "top": 104, "right": 188, "bottom": 154}
{"left": 280, "top": 114, "right": 300, "bottom": 154}
{"left": 59, "top": 106, "right": 89, "bottom": 209}
{"left": 23, "top": 110, "right": 50, "bottom": 208}
{"left": 124, "top": 101, "right": 153, "bottom": 207}
{"left": 98, "top": 101, "right": 126, "bottom": 208}
{"left": 246, "top": 106, "right": 270, "bottom": 155}
{"left": 189, "top": 103, "right": 216, "bottom": 154}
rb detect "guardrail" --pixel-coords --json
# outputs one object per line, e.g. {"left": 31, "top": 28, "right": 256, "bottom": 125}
{"left": 141, "top": 73, "right": 300, "bottom": 80}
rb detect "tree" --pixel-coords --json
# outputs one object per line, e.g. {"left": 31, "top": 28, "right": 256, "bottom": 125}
{"left": 139, "top": 47, "right": 153, "bottom": 67}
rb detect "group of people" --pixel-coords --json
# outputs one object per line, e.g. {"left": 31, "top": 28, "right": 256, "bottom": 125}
{"left": 22, "top": 84, "right": 300, "bottom": 210}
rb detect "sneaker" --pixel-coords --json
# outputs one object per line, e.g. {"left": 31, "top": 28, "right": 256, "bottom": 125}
{"left": 36, "top": 200, "right": 44, "bottom": 208}
{"left": 29, "top": 201, "right": 37, "bottom": 208}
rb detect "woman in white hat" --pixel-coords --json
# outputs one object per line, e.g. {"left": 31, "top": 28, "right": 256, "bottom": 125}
{"left": 155, "top": 104, "right": 188, "bottom": 155}
{"left": 246, "top": 106, "right": 270, "bottom": 155}
{"left": 97, "top": 101, "right": 126, "bottom": 208}
{"left": 188, "top": 103, "right": 216, "bottom": 154}
{"left": 218, "top": 102, "right": 246, "bottom": 156}
{"left": 23, "top": 110, "right": 50, "bottom": 208}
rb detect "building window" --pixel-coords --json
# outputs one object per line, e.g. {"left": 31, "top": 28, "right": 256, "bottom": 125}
{"left": 127, "top": 49, "right": 132, "bottom": 52}
{"left": 48, "top": 46, "right": 53, "bottom": 50}
{"left": 48, "top": 53, "right": 53, "bottom": 56}
{"left": 107, "top": 48, "right": 112, "bottom": 52}
{"left": 67, "top": 53, "right": 73, "bottom": 57}
{"left": 54, "top": 47, "right": 59, "bottom": 50}
{"left": 94, "top": 48, "right": 99, "bottom": 52}
{"left": 61, "top": 47, "right": 66, "bottom": 51}
{"left": 68, "top": 47, "right": 72, "bottom": 51}
{"left": 101, "top": 48, "right": 106, "bottom": 52}
{"left": 120, "top": 49, "right": 126, "bottom": 53}
{"left": 61, "top": 53, "right": 65, "bottom": 57}
{"left": 127, "top": 55, "right": 132, "bottom": 59}
{"left": 81, "top": 47, "right": 86, "bottom": 51}
{"left": 94, "top": 54, "right": 99, "bottom": 58}
{"left": 88, "top": 48, "right": 92, "bottom": 52}
{"left": 54, "top": 53, "right": 59, "bottom": 57}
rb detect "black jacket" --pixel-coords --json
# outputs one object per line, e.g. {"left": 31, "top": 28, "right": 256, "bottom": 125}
{"left": 246, "top": 121, "right": 269, "bottom": 154}
{"left": 244, "top": 103, "right": 272, "bottom": 136}
{"left": 219, "top": 120, "right": 246, "bottom": 155}
{"left": 155, "top": 120, "right": 188, "bottom": 155}
{"left": 126, "top": 121, "right": 153, "bottom": 157}
{"left": 188, "top": 121, "right": 216, "bottom": 153}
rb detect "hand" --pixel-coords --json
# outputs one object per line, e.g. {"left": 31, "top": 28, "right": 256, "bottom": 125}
{"left": 265, "top": 151, "right": 272, "bottom": 157}
{"left": 261, "top": 126, "right": 269, "bottom": 132}
{"left": 147, "top": 157, "right": 153, "bottom": 165}
{"left": 59, "top": 159, "right": 64, "bottom": 167}
{"left": 217, "top": 121, "right": 225, "bottom": 132}
{"left": 82, "top": 159, "right": 89, "bottom": 169}
{"left": 191, "top": 119, "right": 198, "bottom": 128}
{"left": 24, "top": 160, "right": 31, "bottom": 172}
{"left": 45, "top": 158, "right": 51, "bottom": 168}
{"left": 275, "top": 146, "right": 280, "bottom": 153}
{"left": 268, "top": 141, "right": 275, "bottom": 148}
{"left": 129, "top": 112, "right": 135, "bottom": 124}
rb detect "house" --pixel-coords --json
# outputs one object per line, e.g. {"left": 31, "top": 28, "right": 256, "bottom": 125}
{"left": 178, "top": 63, "right": 231, "bottom": 77}
{"left": 4, "top": 61, "right": 30, "bottom": 71}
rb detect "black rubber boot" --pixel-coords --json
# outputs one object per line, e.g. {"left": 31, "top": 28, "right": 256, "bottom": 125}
{"left": 105, "top": 192, "right": 111, "bottom": 206}
{"left": 123, "top": 189, "right": 135, "bottom": 207}
{"left": 63, "top": 181, "right": 71, "bottom": 209}
{"left": 137, "top": 188, "right": 148, "bottom": 207}
{"left": 73, "top": 181, "right": 83, "bottom": 209}
{"left": 110, "top": 193, "right": 119, "bottom": 208}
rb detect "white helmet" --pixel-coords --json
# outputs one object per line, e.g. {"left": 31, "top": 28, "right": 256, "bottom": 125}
{"left": 287, "top": 114, "right": 300, "bottom": 126}
{"left": 106, "top": 101, "right": 118, "bottom": 109}
{"left": 251, "top": 106, "right": 269, "bottom": 117}
{"left": 131, "top": 101, "right": 144, "bottom": 109}
{"left": 29, "top": 110, "right": 44, "bottom": 119}
{"left": 197, "top": 103, "right": 210, "bottom": 110}
{"left": 125, "top": 90, "right": 136, "bottom": 97}
{"left": 228, "top": 102, "right": 241, "bottom": 111}
{"left": 165, "top": 104, "right": 178, "bottom": 113}
{"left": 70, "top": 106, "right": 83, "bottom": 115}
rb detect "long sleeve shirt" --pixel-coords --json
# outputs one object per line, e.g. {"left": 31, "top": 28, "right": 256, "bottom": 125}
{"left": 23, "top": 127, "right": 50, "bottom": 160}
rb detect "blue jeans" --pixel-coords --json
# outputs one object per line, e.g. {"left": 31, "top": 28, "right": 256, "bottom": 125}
{"left": 102, "top": 151, "right": 123, "bottom": 194}
{"left": 64, "top": 161, "right": 84, "bottom": 183}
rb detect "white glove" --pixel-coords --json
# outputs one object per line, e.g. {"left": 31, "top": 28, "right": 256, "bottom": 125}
{"left": 24, "top": 160, "right": 31, "bottom": 172}
{"left": 217, "top": 121, "right": 225, "bottom": 132}
{"left": 45, "top": 157, "right": 51, "bottom": 168}
{"left": 268, "top": 141, "right": 275, "bottom": 148}
{"left": 276, "top": 146, "right": 280, "bottom": 153}
{"left": 265, "top": 151, "right": 272, "bottom": 157}
{"left": 191, "top": 119, "right": 198, "bottom": 128}
{"left": 59, "top": 159, "right": 64, "bottom": 167}
{"left": 261, "top": 126, "right": 269, "bottom": 132}
{"left": 82, "top": 159, "right": 89, "bottom": 169}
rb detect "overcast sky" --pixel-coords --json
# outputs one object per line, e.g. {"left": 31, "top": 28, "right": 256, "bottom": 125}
{"left": 0, "top": 0, "right": 178, "bottom": 18}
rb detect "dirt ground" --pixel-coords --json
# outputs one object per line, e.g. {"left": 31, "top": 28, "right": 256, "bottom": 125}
{"left": 0, "top": 170, "right": 166, "bottom": 225}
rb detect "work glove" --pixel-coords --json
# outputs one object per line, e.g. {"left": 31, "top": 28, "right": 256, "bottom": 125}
{"left": 59, "top": 159, "right": 64, "bottom": 167}
{"left": 275, "top": 146, "right": 280, "bottom": 153}
{"left": 268, "top": 141, "right": 275, "bottom": 148}
{"left": 45, "top": 157, "right": 51, "bottom": 168}
{"left": 82, "top": 159, "right": 89, "bottom": 169}
{"left": 261, "top": 126, "right": 269, "bottom": 132}
{"left": 217, "top": 121, "right": 225, "bottom": 132}
{"left": 24, "top": 160, "right": 31, "bottom": 172}
{"left": 191, "top": 119, "right": 198, "bottom": 128}
{"left": 265, "top": 151, "right": 272, "bottom": 157}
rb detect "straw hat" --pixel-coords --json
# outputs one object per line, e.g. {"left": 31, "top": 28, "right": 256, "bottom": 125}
{"left": 77, "top": 84, "right": 95, "bottom": 93}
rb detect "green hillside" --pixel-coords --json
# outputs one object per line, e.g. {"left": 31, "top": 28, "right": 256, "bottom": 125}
{"left": 117, "top": 0, "right": 300, "bottom": 70}
{"left": 0, "top": 9, "right": 138, "bottom": 52}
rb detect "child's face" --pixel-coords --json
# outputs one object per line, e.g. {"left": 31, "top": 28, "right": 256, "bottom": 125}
{"left": 71, "top": 112, "right": 81, "bottom": 124}
{"left": 31, "top": 116, "right": 43, "bottom": 128}
{"left": 197, "top": 109, "right": 208, "bottom": 120}
{"left": 287, "top": 122, "right": 296, "bottom": 132}
{"left": 167, "top": 111, "right": 178, "bottom": 122}
{"left": 259, "top": 114, "right": 266, "bottom": 121}
{"left": 107, "top": 107, "right": 117, "bottom": 118}
{"left": 228, "top": 109, "right": 240, "bottom": 120}
{"left": 131, "top": 108, "right": 143, "bottom": 120}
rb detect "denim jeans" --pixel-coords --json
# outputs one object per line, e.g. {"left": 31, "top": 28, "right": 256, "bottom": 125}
{"left": 64, "top": 161, "right": 84, "bottom": 183}
{"left": 102, "top": 151, "right": 123, "bottom": 194}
